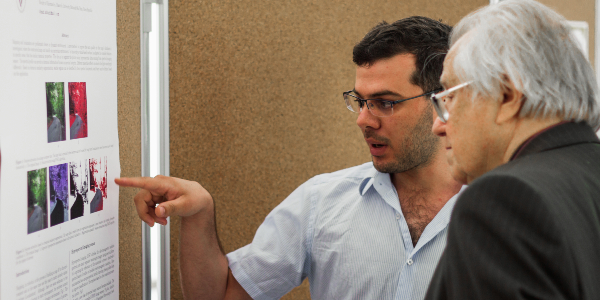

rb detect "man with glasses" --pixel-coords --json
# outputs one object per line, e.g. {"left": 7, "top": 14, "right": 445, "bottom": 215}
{"left": 117, "top": 16, "right": 464, "bottom": 299}
{"left": 425, "top": 1, "right": 600, "bottom": 299}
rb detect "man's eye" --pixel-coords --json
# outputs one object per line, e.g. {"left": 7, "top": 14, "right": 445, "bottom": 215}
{"left": 373, "top": 101, "right": 393, "bottom": 109}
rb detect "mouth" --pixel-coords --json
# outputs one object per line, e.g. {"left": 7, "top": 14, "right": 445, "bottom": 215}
{"left": 363, "top": 129, "right": 391, "bottom": 157}
{"left": 365, "top": 137, "right": 387, "bottom": 147}
{"left": 366, "top": 139, "right": 388, "bottom": 156}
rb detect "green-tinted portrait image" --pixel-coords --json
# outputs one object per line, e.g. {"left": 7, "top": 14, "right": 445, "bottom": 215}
{"left": 28, "top": 167, "right": 48, "bottom": 234}
{"left": 46, "top": 82, "right": 66, "bottom": 143}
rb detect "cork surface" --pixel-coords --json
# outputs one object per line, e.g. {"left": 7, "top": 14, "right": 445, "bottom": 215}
{"left": 537, "top": 0, "right": 596, "bottom": 67}
{"left": 117, "top": 0, "right": 141, "bottom": 299}
{"left": 168, "top": 0, "right": 484, "bottom": 299}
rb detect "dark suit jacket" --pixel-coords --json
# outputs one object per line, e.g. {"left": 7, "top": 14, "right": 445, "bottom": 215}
{"left": 425, "top": 122, "right": 600, "bottom": 300}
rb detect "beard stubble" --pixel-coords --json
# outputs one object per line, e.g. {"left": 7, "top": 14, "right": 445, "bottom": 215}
{"left": 371, "top": 105, "right": 440, "bottom": 174}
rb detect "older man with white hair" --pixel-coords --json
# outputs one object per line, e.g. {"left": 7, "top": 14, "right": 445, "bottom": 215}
{"left": 425, "top": 0, "right": 600, "bottom": 299}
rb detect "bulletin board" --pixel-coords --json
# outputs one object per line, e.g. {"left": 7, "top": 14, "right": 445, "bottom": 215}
{"left": 116, "top": 0, "right": 141, "bottom": 299}
{"left": 167, "top": 0, "right": 595, "bottom": 299}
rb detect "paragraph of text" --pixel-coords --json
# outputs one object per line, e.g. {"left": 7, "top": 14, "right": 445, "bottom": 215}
{"left": 12, "top": 40, "right": 113, "bottom": 77}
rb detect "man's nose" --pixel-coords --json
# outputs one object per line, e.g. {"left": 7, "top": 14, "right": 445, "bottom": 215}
{"left": 432, "top": 116, "right": 446, "bottom": 137}
{"left": 356, "top": 105, "right": 380, "bottom": 130}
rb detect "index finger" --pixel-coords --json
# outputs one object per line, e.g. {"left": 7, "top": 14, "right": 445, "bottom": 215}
{"left": 115, "top": 177, "right": 171, "bottom": 195}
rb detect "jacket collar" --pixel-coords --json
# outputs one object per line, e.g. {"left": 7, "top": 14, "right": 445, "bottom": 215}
{"left": 511, "top": 122, "right": 600, "bottom": 161}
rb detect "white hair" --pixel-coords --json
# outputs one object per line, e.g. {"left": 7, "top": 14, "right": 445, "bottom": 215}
{"left": 450, "top": 0, "right": 600, "bottom": 129}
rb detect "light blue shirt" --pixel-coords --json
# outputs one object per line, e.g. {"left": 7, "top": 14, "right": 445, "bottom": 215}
{"left": 227, "top": 162, "right": 465, "bottom": 300}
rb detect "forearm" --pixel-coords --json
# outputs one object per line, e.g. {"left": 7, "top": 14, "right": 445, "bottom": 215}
{"left": 114, "top": 176, "right": 248, "bottom": 299}
{"left": 180, "top": 199, "right": 229, "bottom": 300}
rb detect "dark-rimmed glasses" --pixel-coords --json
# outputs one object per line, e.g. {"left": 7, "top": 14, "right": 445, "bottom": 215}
{"left": 429, "top": 81, "right": 472, "bottom": 123}
{"left": 343, "top": 89, "right": 441, "bottom": 117}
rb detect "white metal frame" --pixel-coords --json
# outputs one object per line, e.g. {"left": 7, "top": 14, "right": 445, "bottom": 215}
{"left": 141, "top": 0, "right": 170, "bottom": 299}
{"left": 140, "top": 1, "right": 151, "bottom": 298}
{"left": 158, "top": 1, "right": 171, "bottom": 298}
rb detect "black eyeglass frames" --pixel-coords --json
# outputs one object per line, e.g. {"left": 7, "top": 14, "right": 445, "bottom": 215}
{"left": 343, "top": 89, "right": 441, "bottom": 117}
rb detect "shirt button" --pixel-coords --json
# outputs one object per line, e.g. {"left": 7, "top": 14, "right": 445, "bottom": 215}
{"left": 407, "top": 258, "right": 413, "bottom": 265}
{"left": 395, "top": 213, "right": 401, "bottom": 219}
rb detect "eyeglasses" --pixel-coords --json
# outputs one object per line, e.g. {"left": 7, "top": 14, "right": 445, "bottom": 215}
{"left": 429, "top": 81, "right": 472, "bottom": 123}
{"left": 343, "top": 89, "right": 440, "bottom": 117}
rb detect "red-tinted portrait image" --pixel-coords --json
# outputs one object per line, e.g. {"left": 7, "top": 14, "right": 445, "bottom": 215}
{"left": 68, "top": 82, "right": 88, "bottom": 139}
{"left": 89, "top": 157, "right": 107, "bottom": 214}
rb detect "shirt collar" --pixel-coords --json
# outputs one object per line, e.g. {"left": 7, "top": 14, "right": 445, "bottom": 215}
{"left": 357, "top": 164, "right": 468, "bottom": 254}
{"left": 358, "top": 167, "right": 401, "bottom": 211}
{"left": 358, "top": 165, "right": 380, "bottom": 196}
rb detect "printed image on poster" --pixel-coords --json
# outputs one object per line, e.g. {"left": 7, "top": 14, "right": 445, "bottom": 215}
{"left": 27, "top": 167, "right": 48, "bottom": 234}
{"left": 46, "top": 82, "right": 66, "bottom": 143}
{"left": 89, "top": 157, "right": 107, "bottom": 214}
{"left": 49, "top": 163, "right": 68, "bottom": 226}
{"left": 69, "top": 160, "right": 89, "bottom": 220}
{"left": 69, "top": 82, "right": 88, "bottom": 140}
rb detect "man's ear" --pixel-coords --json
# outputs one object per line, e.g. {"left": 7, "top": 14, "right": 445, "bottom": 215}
{"left": 496, "top": 78, "right": 523, "bottom": 124}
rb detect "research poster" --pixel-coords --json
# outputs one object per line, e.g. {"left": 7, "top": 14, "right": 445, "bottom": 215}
{"left": 0, "top": 0, "right": 120, "bottom": 299}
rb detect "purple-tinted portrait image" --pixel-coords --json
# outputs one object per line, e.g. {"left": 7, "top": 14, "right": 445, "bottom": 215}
{"left": 49, "top": 163, "right": 69, "bottom": 226}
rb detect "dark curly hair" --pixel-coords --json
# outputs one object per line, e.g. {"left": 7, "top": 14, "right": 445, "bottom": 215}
{"left": 353, "top": 16, "right": 452, "bottom": 93}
